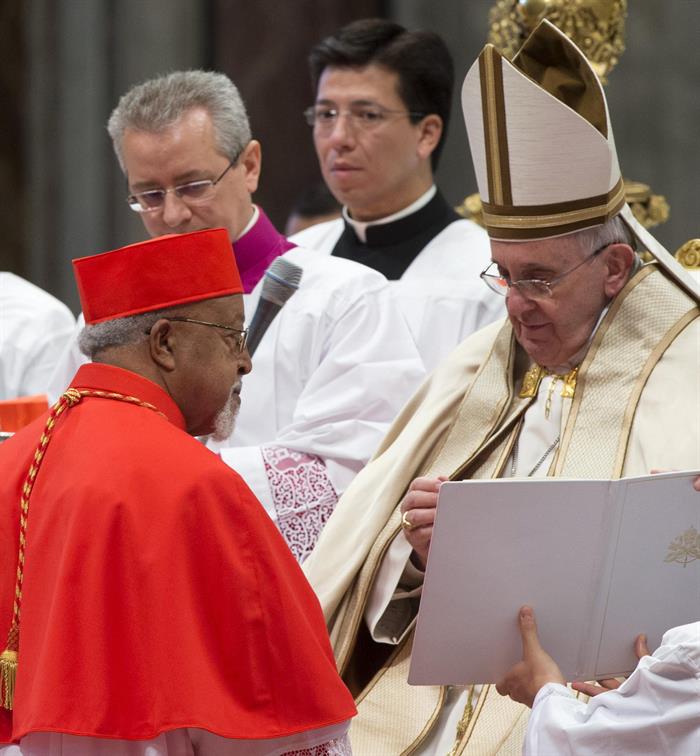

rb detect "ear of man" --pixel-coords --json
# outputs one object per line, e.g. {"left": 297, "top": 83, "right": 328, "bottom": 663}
{"left": 240, "top": 139, "right": 262, "bottom": 194}
{"left": 149, "top": 319, "right": 178, "bottom": 372}
{"left": 416, "top": 114, "right": 443, "bottom": 162}
{"left": 603, "top": 243, "right": 635, "bottom": 299}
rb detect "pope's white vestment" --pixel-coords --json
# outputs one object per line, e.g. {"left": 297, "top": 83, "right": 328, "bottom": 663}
{"left": 303, "top": 264, "right": 700, "bottom": 755}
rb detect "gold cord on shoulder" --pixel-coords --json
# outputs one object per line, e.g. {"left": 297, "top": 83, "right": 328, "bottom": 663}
{"left": 0, "top": 387, "right": 164, "bottom": 711}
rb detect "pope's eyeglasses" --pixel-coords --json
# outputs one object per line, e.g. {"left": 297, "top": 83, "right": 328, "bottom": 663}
{"left": 127, "top": 159, "right": 237, "bottom": 213}
{"left": 304, "top": 103, "right": 425, "bottom": 133}
{"left": 480, "top": 246, "right": 608, "bottom": 300}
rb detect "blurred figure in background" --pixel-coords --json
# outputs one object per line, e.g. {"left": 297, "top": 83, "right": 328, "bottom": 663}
{"left": 285, "top": 180, "right": 341, "bottom": 236}
{"left": 0, "top": 272, "right": 74, "bottom": 402}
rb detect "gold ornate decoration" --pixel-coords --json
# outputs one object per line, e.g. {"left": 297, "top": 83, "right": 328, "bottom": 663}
{"left": 457, "top": 1, "right": 672, "bottom": 236}
{"left": 455, "top": 182, "right": 669, "bottom": 232}
{"left": 519, "top": 364, "right": 579, "bottom": 401}
{"left": 0, "top": 388, "right": 164, "bottom": 711}
{"left": 455, "top": 192, "right": 485, "bottom": 228}
{"left": 675, "top": 239, "right": 700, "bottom": 270}
{"left": 447, "top": 685, "right": 476, "bottom": 756}
{"left": 664, "top": 526, "right": 700, "bottom": 568}
{"left": 487, "top": 0, "right": 627, "bottom": 83}
{"left": 624, "top": 181, "right": 670, "bottom": 230}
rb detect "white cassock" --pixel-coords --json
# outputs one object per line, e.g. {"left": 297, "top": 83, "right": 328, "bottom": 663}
{"left": 47, "top": 232, "right": 425, "bottom": 561}
{"left": 291, "top": 186, "right": 505, "bottom": 371}
{"left": 208, "top": 245, "right": 426, "bottom": 559}
{"left": 525, "top": 622, "right": 700, "bottom": 756}
{"left": 0, "top": 272, "right": 75, "bottom": 400}
{"left": 0, "top": 724, "right": 352, "bottom": 755}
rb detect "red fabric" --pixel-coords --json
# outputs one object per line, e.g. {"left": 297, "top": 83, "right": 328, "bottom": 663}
{"left": 0, "top": 395, "right": 49, "bottom": 432}
{"left": 74, "top": 228, "right": 243, "bottom": 324}
{"left": 0, "top": 363, "right": 355, "bottom": 743}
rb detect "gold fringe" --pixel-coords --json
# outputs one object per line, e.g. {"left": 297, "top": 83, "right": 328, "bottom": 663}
{"left": 0, "top": 649, "right": 17, "bottom": 710}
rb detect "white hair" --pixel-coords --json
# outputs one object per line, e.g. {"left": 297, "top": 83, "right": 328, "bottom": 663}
{"left": 570, "top": 215, "right": 637, "bottom": 257}
{"left": 78, "top": 307, "right": 179, "bottom": 358}
{"left": 107, "top": 70, "right": 251, "bottom": 171}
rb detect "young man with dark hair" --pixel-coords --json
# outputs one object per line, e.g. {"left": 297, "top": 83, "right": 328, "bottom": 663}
{"left": 308, "top": 18, "right": 454, "bottom": 171}
{"left": 295, "top": 19, "right": 503, "bottom": 370}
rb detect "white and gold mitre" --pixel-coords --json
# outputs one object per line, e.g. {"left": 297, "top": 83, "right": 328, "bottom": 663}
{"left": 462, "top": 19, "right": 699, "bottom": 300}
{"left": 462, "top": 18, "right": 624, "bottom": 240}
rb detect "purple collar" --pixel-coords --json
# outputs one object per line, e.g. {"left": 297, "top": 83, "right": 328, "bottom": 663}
{"left": 232, "top": 208, "right": 296, "bottom": 293}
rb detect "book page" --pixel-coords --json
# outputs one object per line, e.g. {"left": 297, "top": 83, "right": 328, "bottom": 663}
{"left": 409, "top": 478, "right": 613, "bottom": 685}
{"left": 594, "top": 471, "right": 700, "bottom": 677}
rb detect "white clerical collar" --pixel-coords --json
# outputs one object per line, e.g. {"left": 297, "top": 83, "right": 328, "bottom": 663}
{"left": 235, "top": 205, "right": 260, "bottom": 241}
{"left": 342, "top": 185, "right": 437, "bottom": 243}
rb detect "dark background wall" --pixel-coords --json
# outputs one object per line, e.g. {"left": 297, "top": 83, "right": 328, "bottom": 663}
{"left": 2, "top": 0, "right": 697, "bottom": 311}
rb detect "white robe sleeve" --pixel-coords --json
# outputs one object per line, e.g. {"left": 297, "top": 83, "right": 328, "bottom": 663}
{"left": 365, "top": 533, "right": 423, "bottom": 643}
{"left": 46, "top": 313, "right": 89, "bottom": 403}
{"left": 524, "top": 622, "right": 700, "bottom": 756}
{"left": 213, "top": 248, "right": 426, "bottom": 558}
{"left": 0, "top": 273, "right": 76, "bottom": 401}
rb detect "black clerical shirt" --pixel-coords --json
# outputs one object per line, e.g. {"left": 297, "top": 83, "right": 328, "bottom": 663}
{"left": 331, "top": 191, "right": 459, "bottom": 280}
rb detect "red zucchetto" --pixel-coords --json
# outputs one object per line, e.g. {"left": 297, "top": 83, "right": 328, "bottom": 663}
{"left": 73, "top": 228, "right": 243, "bottom": 324}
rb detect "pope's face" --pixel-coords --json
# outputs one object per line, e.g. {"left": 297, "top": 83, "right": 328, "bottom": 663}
{"left": 169, "top": 295, "right": 251, "bottom": 438}
{"left": 121, "top": 108, "right": 260, "bottom": 242}
{"left": 491, "top": 236, "right": 614, "bottom": 370}
{"left": 312, "top": 64, "right": 437, "bottom": 221}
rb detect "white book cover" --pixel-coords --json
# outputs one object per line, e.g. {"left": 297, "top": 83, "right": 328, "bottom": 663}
{"left": 408, "top": 471, "right": 700, "bottom": 685}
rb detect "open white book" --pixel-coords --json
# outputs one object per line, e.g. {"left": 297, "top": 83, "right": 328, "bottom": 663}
{"left": 408, "top": 470, "right": 700, "bottom": 685}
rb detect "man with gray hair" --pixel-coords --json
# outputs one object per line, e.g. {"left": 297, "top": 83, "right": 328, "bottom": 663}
{"left": 49, "top": 70, "right": 425, "bottom": 562}
{"left": 0, "top": 228, "right": 356, "bottom": 754}
{"left": 302, "top": 21, "right": 699, "bottom": 754}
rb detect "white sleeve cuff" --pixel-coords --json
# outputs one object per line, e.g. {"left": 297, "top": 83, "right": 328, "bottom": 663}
{"left": 218, "top": 445, "right": 274, "bottom": 520}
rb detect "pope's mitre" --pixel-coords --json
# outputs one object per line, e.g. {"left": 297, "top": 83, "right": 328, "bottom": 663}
{"left": 462, "top": 19, "right": 698, "bottom": 302}
{"left": 462, "top": 19, "right": 625, "bottom": 241}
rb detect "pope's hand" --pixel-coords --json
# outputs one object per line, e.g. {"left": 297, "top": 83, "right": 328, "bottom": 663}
{"left": 399, "top": 476, "right": 447, "bottom": 570}
{"left": 495, "top": 606, "right": 565, "bottom": 708}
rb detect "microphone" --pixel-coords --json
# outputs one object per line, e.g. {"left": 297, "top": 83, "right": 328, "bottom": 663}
{"left": 246, "top": 257, "right": 303, "bottom": 357}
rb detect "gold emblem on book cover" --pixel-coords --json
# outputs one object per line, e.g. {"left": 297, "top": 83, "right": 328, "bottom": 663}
{"left": 664, "top": 526, "right": 700, "bottom": 568}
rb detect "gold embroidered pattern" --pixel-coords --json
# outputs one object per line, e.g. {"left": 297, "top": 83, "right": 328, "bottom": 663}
{"left": 447, "top": 685, "right": 476, "bottom": 756}
{"left": 519, "top": 363, "right": 545, "bottom": 398}
{"left": 519, "top": 365, "right": 579, "bottom": 408}
{"left": 664, "top": 526, "right": 700, "bottom": 568}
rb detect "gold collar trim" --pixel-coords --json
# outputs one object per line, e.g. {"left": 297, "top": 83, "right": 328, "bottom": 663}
{"left": 519, "top": 364, "right": 579, "bottom": 399}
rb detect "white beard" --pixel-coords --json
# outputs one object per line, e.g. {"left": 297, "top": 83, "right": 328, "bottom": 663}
{"left": 211, "top": 385, "right": 240, "bottom": 442}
